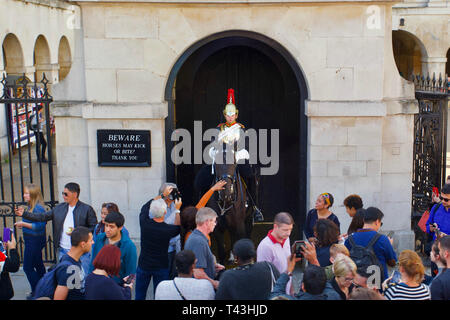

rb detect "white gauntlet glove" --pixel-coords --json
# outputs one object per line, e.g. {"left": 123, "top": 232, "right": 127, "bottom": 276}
{"left": 235, "top": 149, "right": 249, "bottom": 162}
{"left": 208, "top": 147, "right": 218, "bottom": 161}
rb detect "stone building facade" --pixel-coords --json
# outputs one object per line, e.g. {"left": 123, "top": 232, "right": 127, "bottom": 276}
{"left": 1, "top": 0, "right": 449, "bottom": 254}
{"left": 0, "top": 0, "right": 74, "bottom": 159}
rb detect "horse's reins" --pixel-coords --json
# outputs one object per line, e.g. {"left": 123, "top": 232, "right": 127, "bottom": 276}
{"left": 213, "top": 141, "right": 245, "bottom": 216}
{"left": 216, "top": 172, "right": 238, "bottom": 216}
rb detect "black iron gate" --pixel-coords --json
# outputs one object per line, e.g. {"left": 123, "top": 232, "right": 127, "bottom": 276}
{"left": 0, "top": 73, "right": 57, "bottom": 263}
{"left": 411, "top": 73, "right": 449, "bottom": 251}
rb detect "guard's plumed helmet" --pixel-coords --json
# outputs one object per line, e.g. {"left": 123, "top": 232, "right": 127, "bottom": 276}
{"left": 223, "top": 88, "right": 238, "bottom": 117}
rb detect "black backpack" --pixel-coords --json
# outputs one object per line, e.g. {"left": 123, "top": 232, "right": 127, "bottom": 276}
{"left": 348, "top": 233, "right": 383, "bottom": 275}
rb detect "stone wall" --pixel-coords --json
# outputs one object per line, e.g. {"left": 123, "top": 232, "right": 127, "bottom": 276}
{"left": 52, "top": 1, "right": 417, "bottom": 249}
{"left": 0, "top": 0, "right": 76, "bottom": 158}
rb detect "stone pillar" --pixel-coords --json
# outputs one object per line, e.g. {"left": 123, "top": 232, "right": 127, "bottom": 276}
{"left": 421, "top": 57, "right": 447, "bottom": 79}
{"left": 35, "top": 63, "right": 60, "bottom": 84}
{"left": 50, "top": 101, "right": 167, "bottom": 240}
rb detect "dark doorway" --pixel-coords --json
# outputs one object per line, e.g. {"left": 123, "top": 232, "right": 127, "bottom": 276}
{"left": 165, "top": 32, "right": 308, "bottom": 235}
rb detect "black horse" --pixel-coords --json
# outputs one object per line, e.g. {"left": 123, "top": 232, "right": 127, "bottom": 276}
{"left": 195, "top": 148, "right": 255, "bottom": 264}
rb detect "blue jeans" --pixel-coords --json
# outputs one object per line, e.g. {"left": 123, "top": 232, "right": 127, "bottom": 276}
{"left": 23, "top": 235, "right": 46, "bottom": 293}
{"left": 135, "top": 266, "right": 169, "bottom": 300}
{"left": 57, "top": 247, "right": 91, "bottom": 278}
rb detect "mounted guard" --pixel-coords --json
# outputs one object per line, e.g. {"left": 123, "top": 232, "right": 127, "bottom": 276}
{"left": 207, "top": 88, "right": 264, "bottom": 222}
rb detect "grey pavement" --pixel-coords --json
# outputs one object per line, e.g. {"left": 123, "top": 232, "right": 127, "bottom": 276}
{"left": 9, "top": 265, "right": 149, "bottom": 300}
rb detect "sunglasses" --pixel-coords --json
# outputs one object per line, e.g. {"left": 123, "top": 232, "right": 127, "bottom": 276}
{"left": 62, "top": 192, "right": 69, "bottom": 197}
{"left": 439, "top": 196, "right": 450, "bottom": 202}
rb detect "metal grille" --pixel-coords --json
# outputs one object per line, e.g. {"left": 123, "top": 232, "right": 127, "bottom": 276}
{"left": 0, "top": 73, "right": 57, "bottom": 263}
{"left": 411, "top": 73, "right": 448, "bottom": 252}
{"left": 411, "top": 73, "right": 448, "bottom": 216}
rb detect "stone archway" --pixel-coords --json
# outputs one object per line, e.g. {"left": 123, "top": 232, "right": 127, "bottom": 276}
{"left": 58, "top": 36, "right": 71, "bottom": 81}
{"left": 2, "top": 33, "right": 25, "bottom": 76}
{"left": 164, "top": 30, "right": 309, "bottom": 234}
{"left": 34, "top": 35, "right": 51, "bottom": 83}
{"left": 392, "top": 30, "right": 428, "bottom": 80}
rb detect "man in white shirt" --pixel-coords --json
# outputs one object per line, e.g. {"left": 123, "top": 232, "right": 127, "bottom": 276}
{"left": 257, "top": 212, "right": 294, "bottom": 294}
{"left": 16, "top": 182, "right": 97, "bottom": 276}
{"left": 155, "top": 250, "right": 215, "bottom": 300}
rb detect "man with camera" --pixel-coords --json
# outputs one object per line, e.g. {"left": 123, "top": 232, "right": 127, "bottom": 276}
{"left": 139, "top": 183, "right": 182, "bottom": 280}
{"left": 136, "top": 198, "right": 181, "bottom": 300}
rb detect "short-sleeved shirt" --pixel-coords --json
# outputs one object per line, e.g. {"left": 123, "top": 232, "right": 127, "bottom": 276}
{"left": 344, "top": 229, "right": 397, "bottom": 281}
{"left": 155, "top": 277, "right": 215, "bottom": 300}
{"left": 256, "top": 230, "right": 291, "bottom": 274}
{"left": 56, "top": 254, "right": 85, "bottom": 300}
{"left": 304, "top": 209, "right": 340, "bottom": 240}
{"left": 184, "top": 229, "right": 216, "bottom": 280}
{"left": 138, "top": 219, "right": 181, "bottom": 270}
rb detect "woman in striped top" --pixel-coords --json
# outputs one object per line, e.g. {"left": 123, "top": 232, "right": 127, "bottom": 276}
{"left": 383, "top": 250, "right": 430, "bottom": 300}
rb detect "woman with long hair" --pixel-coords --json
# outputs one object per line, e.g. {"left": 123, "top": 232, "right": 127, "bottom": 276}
{"left": 313, "top": 219, "right": 340, "bottom": 267}
{"left": 94, "top": 202, "right": 119, "bottom": 236}
{"left": 14, "top": 184, "right": 47, "bottom": 299}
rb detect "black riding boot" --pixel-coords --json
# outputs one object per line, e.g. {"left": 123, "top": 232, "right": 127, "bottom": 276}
{"left": 253, "top": 206, "right": 264, "bottom": 222}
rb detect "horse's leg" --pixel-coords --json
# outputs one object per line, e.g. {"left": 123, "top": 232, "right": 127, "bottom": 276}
{"left": 213, "top": 215, "right": 227, "bottom": 265}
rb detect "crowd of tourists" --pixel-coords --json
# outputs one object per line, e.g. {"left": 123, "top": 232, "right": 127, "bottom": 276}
{"left": 0, "top": 181, "right": 449, "bottom": 301}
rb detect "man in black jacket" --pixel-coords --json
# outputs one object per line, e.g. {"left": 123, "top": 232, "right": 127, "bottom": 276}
{"left": 15, "top": 182, "right": 97, "bottom": 276}
{"left": 0, "top": 232, "right": 20, "bottom": 300}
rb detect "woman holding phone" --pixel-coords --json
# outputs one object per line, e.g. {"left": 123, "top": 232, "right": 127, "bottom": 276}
{"left": 14, "top": 184, "right": 47, "bottom": 299}
{"left": 85, "top": 244, "right": 133, "bottom": 300}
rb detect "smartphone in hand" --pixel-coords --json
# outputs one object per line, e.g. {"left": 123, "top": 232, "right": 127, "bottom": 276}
{"left": 293, "top": 240, "right": 306, "bottom": 258}
{"left": 2, "top": 228, "right": 12, "bottom": 243}
{"left": 125, "top": 274, "right": 136, "bottom": 284}
{"left": 389, "top": 270, "right": 402, "bottom": 284}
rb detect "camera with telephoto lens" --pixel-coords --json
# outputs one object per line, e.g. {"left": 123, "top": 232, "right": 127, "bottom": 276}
{"left": 168, "top": 188, "right": 182, "bottom": 201}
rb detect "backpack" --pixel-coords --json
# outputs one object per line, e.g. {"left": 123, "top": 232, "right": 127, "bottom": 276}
{"left": 348, "top": 232, "right": 383, "bottom": 276}
{"left": 28, "top": 113, "right": 38, "bottom": 131}
{"left": 32, "top": 260, "right": 72, "bottom": 300}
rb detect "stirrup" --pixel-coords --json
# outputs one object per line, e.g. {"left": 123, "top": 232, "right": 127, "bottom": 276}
{"left": 253, "top": 206, "right": 264, "bottom": 222}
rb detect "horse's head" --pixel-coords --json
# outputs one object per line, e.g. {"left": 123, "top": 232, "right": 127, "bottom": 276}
{"left": 213, "top": 149, "right": 238, "bottom": 205}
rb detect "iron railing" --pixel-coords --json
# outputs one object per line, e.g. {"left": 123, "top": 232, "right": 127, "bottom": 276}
{"left": 0, "top": 73, "right": 57, "bottom": 263}
{"left": 411, "top": 72, "right": 449, "bottom": 252}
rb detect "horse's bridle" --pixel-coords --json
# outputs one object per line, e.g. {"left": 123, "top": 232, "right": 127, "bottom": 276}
{"left": 215, "top": 170, "right": 240, "bottom": 216}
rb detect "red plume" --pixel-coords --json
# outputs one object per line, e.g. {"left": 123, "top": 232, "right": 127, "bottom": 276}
{"left": 227, "top": 88, "right": 235, "bottom": 104}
